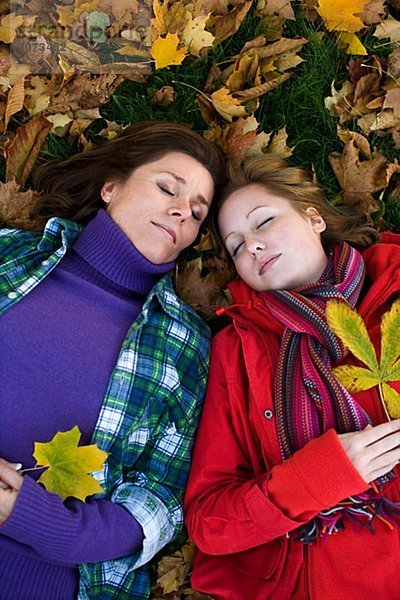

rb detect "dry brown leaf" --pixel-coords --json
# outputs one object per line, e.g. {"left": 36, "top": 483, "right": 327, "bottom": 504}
{"left": 5, "top": 115, "right": 52, "bottom": 186}
{"left": 234, "top": 73, "right": 292, "bottom": 100}
{"left": 374, "top": 16, "right": 400, "bottom": 43}
{"left": 358, "top": 0, "right": 386, "bottom": 26}
{"left": 256, "top": 0, "right": 295, "bottom": 20}
{"left": 388, "top": 48, "right": 400, "bottom": 79}
{"left": 328, "top": 139, "right": 399, "bottom": 212}
{"left": 336, "top": 127, "right": 371, "bottom": 158}
{"left": 266, "top": 126, "right": 293, "bottom": 157}
{"left": 250, "top": 36, "right": 308, "bottom": 59}
{"left": 210, "top": 1, "right": 252, "bottom": 42}
{"left": 0, "top": 180, "right": 41, "bottom": 230}
{"left": 175, "top": 254, "right": 232, "bottom": 320}
{"left": 46, "top": 73, "right": 122, "bottom": 114}
{"left": 182, "top": 14, "right": 215, "bottom": 56}
{"left": 5, "top": 76, "right": 25, "bottom": 129}
{"left": 205, "top": 116, "right": 270, "bottom": 164}
{"left": 0, "top": 13, "right": 24, "bottom": 43}
{"left": 152, "top": 0, "right": 189, "bottom": 35}
{"left": 150, "top": 85, "right": 176, "bottom": 105}
{"left": 358, "top": 109, "right": 400, "bottom": 133}
{"left": 383, "top": 88, "right": 400, "bottom": 119}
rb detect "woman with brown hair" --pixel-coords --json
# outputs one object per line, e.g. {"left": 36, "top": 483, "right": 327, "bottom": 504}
{"left": 185, "top": 154, "right": 400, "bottom": 600}
{"left": 0, "top": 121, "right": 225, "bottom": 600}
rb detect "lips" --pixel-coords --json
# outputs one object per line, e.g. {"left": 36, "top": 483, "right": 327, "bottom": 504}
{"left": 152, "top": 221, "right": 176, "bottom": 244}
{"left": 259, "top": 254, "right": 281, "bottom": 275}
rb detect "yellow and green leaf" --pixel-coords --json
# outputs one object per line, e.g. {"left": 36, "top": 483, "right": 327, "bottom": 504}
{"left": 381, "top": 383, "right": 400, "bottom": 419}
{"left": 332, "top": 364, "right": 380, "bottom": 392}
{"left": 33, "top": 426, "right": 108, "bottom": 501}
{"left": 380, "top": 299, "right": 400, "bottom": 378}
{"left": 326, "top": 300, "right": 379, "bottom": 375}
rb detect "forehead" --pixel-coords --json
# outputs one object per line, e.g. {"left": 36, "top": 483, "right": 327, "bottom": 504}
{"left": 219, "top": 184, "right": 294, "bottom": 223}
{"left": 134, "top": 152, "right": 214, "bottom": 200}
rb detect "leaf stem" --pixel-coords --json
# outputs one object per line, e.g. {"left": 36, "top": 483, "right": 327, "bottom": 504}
{"left": 20, "top": 465, "right": 48, "bottom": 474}
{"left": 378, "top": 382, "right": 391, "bottom": 421}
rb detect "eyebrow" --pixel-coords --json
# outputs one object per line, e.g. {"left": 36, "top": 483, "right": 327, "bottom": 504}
{"left": 223, "top": 205, "right": 270, "bottom": 242}
{"left": 162, "top": 171, "right": 210, "bottom": 207}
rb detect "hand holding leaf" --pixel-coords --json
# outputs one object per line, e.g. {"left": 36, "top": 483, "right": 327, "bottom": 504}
{"left": 31, "top": 426, "right": 108, "bottom": 501}
{"left": 326, "top": 299, "right": 400, "bottom": 419}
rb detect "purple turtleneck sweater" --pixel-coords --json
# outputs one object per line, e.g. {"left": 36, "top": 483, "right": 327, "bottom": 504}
{"left": 0, "top": 210, "right": 174, "bottom": 600}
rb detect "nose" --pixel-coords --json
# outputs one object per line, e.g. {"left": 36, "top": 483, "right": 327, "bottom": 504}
{"left": 247, "top": 236, "right": 266, "bottom": 255}
{"left": 168, "top": 196, "right": 192, "bottom": 220}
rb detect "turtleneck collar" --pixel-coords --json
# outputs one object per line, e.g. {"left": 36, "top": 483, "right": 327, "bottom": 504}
{"left": 72, "top": 209, "right": 175, "bottom": 294}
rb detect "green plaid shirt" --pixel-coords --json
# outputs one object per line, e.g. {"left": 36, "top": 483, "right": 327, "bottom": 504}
{"left": 0, "top": 217, "right": 211, "bottom": 599}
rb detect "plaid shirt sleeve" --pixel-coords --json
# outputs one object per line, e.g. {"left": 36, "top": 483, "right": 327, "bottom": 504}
{"left": 78, "top": 281, "right": 211, "bottom": 599}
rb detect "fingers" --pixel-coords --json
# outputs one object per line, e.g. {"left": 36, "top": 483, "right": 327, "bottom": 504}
{"left": 0, "top": 462, "right": 23, "bottom": 491}
{"left": 338, "top": 421, "right": 400, "bottom": 483}
{"left": 362, "top": 419, "right": 400, "bottom": 446}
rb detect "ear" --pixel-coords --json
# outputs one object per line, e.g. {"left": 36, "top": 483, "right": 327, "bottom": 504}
{"left": 100, "top": 180, "right": 117, "bottom": 204}
{"left": 304, "top": 207, "right": 326, "bottom": 233}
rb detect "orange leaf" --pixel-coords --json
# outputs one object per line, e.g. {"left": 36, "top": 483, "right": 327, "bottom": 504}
{"left": 5, "top": 116, "right": 52, "bottom": 186}
{"left": 5, "top": 77, "right": 25, "bottom": 129}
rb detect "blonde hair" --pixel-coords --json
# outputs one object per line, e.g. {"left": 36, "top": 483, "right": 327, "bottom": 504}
{"left": 212, "top": 154, "right": 380, "bottom": 253}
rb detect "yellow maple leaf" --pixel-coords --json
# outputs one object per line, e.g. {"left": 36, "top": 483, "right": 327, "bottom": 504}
{"left": 327, "top": 299, "right": 400, "bottom": 419}
{"left": 210, "top": 87, "right": 247, "bottom": 122}
{"left": 151, "top": 33, "right": 188, "bottom": 70}
{"left": 316, "top": 0, "right": 368, "bottom": 33}
{"left": 336, "top": 32, "right": 367, "bottom": 54}
{"left": 33, "top": 426, "right": 108, "bottom": 501}
{"left": 181, "top": 14, "right": 215, "bottom": 57}
{"left": 0, "top": 13, "right": 24, "bottom": 44}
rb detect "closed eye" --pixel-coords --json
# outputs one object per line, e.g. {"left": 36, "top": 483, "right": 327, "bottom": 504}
{"left": 256, "top": 217, "right": 273, "bottom": 229}
{"left": 232, "top": 241, "right": 244, "bottom": 257}
{"left": 158, "top": 184, "right": 175, "bottom": 196}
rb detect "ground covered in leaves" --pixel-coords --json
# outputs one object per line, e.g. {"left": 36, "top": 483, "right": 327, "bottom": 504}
{"left": 1, "top": 0, "right": 400, "bottom": 597}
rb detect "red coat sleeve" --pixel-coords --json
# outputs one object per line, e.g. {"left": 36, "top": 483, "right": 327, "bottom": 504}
{"left": 184, "top": 328, "right": 368, "bottom": 556}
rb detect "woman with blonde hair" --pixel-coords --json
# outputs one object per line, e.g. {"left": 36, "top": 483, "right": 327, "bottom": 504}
{"left": 185, "top": 154, "right": 400, "bottom": 600}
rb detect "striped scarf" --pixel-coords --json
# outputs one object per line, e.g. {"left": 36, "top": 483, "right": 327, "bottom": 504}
{"left": 260, "top": 242, "right": 400, "bottom": 542}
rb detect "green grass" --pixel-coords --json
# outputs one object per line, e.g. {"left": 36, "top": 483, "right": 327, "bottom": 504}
{"left": 37, "top": 3, "right": 399, "bottom": 228}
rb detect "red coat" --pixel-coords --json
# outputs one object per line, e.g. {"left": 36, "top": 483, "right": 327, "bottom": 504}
{"left": 184, "top": 234, "right": 400, "bottom": 600}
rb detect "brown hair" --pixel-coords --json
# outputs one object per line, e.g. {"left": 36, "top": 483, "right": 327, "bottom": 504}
{"left": 32, "top": 120, "right": 226, "bottom": 226}
{"left": 211, "top": 154, "right": 380, "bottom": 254}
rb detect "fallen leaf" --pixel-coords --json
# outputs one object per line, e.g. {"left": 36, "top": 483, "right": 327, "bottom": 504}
{"left": 316, "top": 0, "right": 368, "bottom": 33}
{"left": 0, "top": 179, "right": 41, "bottom": 230}
{"left": 328, "top": 139, "right": 399, "bottom": 211}
{"left": 374, "top": 16, "right": 400, "bottom": 42}
{"left": 5, "top": 115, "right": 52, "bottom": 186}
{"left": 358, "top": 0, "right": 386, "bottom": 26}
{"left": 336, "top": 32, "right": 367, "bottom": 55}
{"left": 182, "top": 14, "right": 215, "bottom": 56}
{"left": 46, "top": 113, "right": 73, "bottom": 136}
{"left": 383, "top": 88, "right": 400, "bottom": 119}
{"left": 256, "top": 0, "right": 295, "bottom": 20}
{"left": 210, "top": 87, "right": 247, "bottom": 121}
{"left": 33, "top": 426, "right": 108, "bottom": 501}
{"left": 0, "top": 13, "right": 24, "bottom": 44}
{"left": 266, "top": 126, "right": 294, "bottom": 157}
{"left": 210, "top": 1, "right": 252, "bottom": 42}
{"left": 150, "top": 85, "right": 176, "bottom": 105}
{"left": 151, "top": 32, "right": 188, "bottom": 70}
{"left": 4, "top": 76, "right": 25, "bottom": 129}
